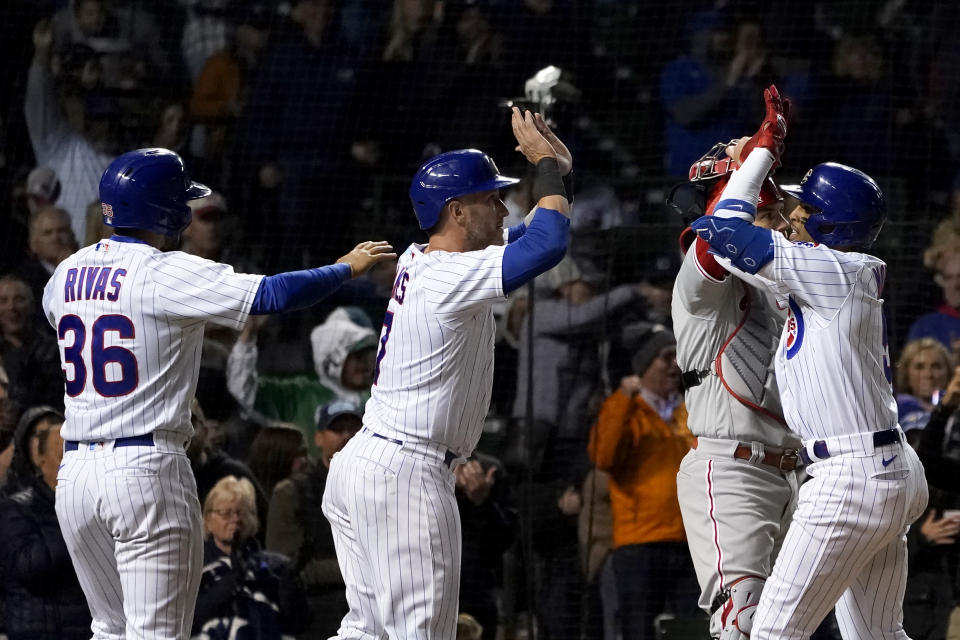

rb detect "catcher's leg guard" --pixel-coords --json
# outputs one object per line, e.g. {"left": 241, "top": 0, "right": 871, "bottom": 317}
{"left": 712, "top": 575, "right": 765, "bottom": 639}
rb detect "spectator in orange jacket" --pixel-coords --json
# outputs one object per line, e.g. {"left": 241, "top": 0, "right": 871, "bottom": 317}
{"left": 588, "top": 327, "right": 699, "bottom": 640}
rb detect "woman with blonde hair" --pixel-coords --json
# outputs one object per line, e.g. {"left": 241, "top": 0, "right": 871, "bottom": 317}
{"left": 192, "top": 475, "right": 307, "bottom": 640}
{"left": 895, "top": 337, "right": 954, "bottom": 432}
{"left": 894, "top": 340, "right": 960, "bottom": 640}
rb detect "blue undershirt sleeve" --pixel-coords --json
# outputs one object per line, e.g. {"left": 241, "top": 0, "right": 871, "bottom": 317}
{"left": 502, "top": 208, "right": 569, "bottom": 294}
{"left": 250, "top": 263, "right": 352, "bottom": 314}
{"left": 505, "top": 222, "right": 527, "bottom": 244}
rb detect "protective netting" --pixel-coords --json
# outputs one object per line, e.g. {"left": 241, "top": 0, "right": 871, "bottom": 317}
{"left": 0, "top": 1, "right": 959, "bottom": 639}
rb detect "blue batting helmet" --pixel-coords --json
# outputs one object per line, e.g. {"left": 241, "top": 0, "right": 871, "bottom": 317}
{"left": 99, "top": 148, "right": 211, "bottom": 236}
{"left": 409, "top": 149, "right": 519, "bottom": 230}
{"left": 782, "top": 162, "right": 886, "bottom": 250}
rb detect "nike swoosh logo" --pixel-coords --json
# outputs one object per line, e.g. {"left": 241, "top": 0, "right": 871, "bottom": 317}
{"left": 882, "top": 455, "right": 897, "bottom": 467}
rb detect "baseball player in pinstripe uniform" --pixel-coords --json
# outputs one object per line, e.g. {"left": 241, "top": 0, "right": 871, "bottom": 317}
{"left": 321, "top": 109, "right": 571, "bottom": 639}
{"left": 672, "top": 116, "right": 802, "bottom": 638}
{"left": 691, "top": 87, "right": 929, "bottom": 640}
{"left": 43, "top": 148, "right": 395, "bottom": 640}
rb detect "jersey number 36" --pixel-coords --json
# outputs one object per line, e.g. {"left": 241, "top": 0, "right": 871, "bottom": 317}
{"left": 58, "top": 314, "right": 138, "bottom": 397}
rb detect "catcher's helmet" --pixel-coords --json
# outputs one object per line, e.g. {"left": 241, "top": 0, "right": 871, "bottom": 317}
{"left": 409, "top": 149, "right": 519, "bottom": 230}
{"left": 782, "top": 162, "right": 886, "bottom": 250}
{"left": 99, "top": 148, "right": 211, "bottom": 236}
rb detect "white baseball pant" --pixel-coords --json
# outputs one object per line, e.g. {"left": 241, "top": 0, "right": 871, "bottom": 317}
{"left": 322, "top": 429, "right": 462, "bottom": 640}
{"left": 752, "top": 429, "right": 929, "bottom": 640}
{"left": 55, "top": 432, "right": 203, "bottom": 640}
{"left": 676, "top": 437, "right": 799, "bottom": 630}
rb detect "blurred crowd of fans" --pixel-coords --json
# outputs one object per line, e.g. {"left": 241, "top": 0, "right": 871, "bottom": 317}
{"left": 1, "top": 0, "right": 960, "bottom": 638}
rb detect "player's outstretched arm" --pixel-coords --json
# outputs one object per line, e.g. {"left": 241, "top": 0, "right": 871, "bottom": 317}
{"left": 335, "top": 241, "right": 397, "bottom": 278}
{"left": 498, "top": 108, "right": 572, "bottom": 293}
{"left": 690, "top": 85, "right": 788, "bottom": 275}
{"left": 511, "top": 107, "right": 570, "bottom": 216}
{"left": 503, "top": 112, "right": 575, "bottom": 244}
{"left": 250, "top": 241, "right": 396, "bottom": 315}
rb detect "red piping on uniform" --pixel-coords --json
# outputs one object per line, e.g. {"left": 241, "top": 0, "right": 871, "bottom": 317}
{"left": 714, "top": 287, "right": 788, "bottom": 427}
{"left": 707, "top": 459, "right": 725, "bottom": 591}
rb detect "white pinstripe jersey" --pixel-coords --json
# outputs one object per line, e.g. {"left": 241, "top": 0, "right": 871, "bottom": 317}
{"left": 721, "top": 232, "right": 896, "bottom": 440}
{"left": 364, "top": 242, "right": 507, "bottom": 456}
{"left": 42, "top": 237, "right": 263, "bottom": 442}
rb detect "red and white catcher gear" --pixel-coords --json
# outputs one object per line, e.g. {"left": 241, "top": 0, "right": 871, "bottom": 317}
{"left": 715, "top": 575, "right": 765, "bottom": 639}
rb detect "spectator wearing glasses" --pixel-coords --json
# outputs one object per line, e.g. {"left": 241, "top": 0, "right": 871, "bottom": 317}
{"left": 193, "top": 475, "right": 308, "bottom": 639}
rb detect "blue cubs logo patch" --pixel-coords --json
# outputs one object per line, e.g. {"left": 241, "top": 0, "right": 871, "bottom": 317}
{"left": 785, "top": 296, "right": 804, "bottom": 359}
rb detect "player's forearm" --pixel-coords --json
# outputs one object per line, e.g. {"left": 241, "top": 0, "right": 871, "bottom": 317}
{"left": 250, "top": 263, "right": 351, "bottom": 314}
{"left": 532, "top": 158, "right": 570, "bottom": 217}
{"left": 501, "top": 208, "right": 569, "bottom": 294}
{"left": 713, "top": 149, "right": 776, "bottom": 221}
{"left": 690, "top": 215, "right": 774, "bottom": 275}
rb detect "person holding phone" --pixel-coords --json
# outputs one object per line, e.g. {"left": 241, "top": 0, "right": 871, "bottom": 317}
{"left": 893, "top": 338, "right": 960, "bottom": 639}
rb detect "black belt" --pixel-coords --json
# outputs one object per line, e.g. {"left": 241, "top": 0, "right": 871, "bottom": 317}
{"left": 65, "top": 433, "right": 155, "bottom": 452}
{"left": 368, "top": 431, "right": 457, "bottom": 468}
{"left": 798, "top": 428, "right": 901, "bottom": 466}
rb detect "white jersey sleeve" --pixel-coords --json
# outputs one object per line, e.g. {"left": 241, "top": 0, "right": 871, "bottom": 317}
{"left": 720, "top": 234, "right": 865, "bottom": 321}
{"left": 421, "top": 244, "right": 507, "bottom": 321}
{"left": 149, "top": 251, "right": 264, "bottom": 330}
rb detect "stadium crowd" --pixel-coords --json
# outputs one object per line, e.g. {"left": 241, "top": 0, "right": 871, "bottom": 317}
{"left": 0, "top": 0, "right": 959, "bottom": 638}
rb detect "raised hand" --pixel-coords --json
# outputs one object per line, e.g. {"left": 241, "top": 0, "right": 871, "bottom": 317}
{"left": 511, "top": 107, "right": 557, "bottom": 166}
{"left": 739, "top": 85, "right": 789, "bottom": 169}
{"left": 336, "top": 241, "right": 397, "bottom": 278}
{"left": 533, "top": 113, "right": 572, "bottom": 176}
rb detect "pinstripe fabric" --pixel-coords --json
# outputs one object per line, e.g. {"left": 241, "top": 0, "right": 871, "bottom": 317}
{"left": 717, "top": 237, "right": 928, "bottom": 638}
{"left": 751, "top": 440, "right": 927, "bottom": 639}
{"left": 365, "top": 243, "right": 505, "bottom": 456}
{"left": 42, "top": 240, "right": 263, "bottom": 442}
{"left": 323, "top": 242, "right": 509, "bottom": 639}
{"left": 55, "top": 432, "right": 203, "bottom": 639}
{"left": 43, "top": 238, "right": 262, "bottom": 639}
{"left": 323, "top": 431, "right": 461, "bottom": 640}
{"left": 721, "top": 235, "right": 896, "bottom": 441}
